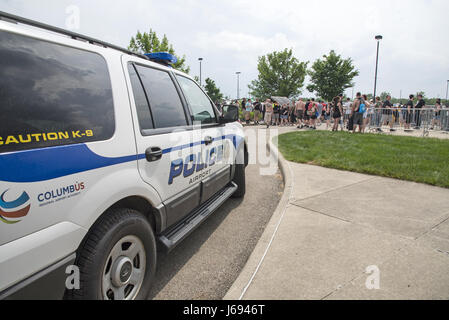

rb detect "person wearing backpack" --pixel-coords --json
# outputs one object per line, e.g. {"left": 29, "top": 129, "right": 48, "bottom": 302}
{"left": 352, "top": 92, "right": 365, "bottom": 133}
{"left": 362, "top": 95, "right": 372, "bottom": 133}
{"left": 308, "top": 100, "right": 317, "bottom": 130}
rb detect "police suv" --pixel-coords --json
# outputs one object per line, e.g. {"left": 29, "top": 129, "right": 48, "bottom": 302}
{"left": 0, "top": 12, "right": 247, "bottom": 300}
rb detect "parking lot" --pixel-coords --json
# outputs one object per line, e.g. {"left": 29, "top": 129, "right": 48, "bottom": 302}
{"left": 149, "top": 129, "right": 283, "bottom": 299}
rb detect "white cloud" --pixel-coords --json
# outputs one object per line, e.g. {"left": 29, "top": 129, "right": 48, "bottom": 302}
{"left": 195, "top": 31, "right": 297, "bottom": 58}
{"left": 1, "top": 0, "right": 448, "bottom": 99}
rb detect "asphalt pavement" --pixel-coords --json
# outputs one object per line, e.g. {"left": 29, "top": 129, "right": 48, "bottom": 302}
{"left": 148, "top": 128, "right": 283, "bottom": 300}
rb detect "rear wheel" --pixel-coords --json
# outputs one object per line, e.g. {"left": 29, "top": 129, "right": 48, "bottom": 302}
{"left": 65, "top": 208, "right": 156, "bottom": 300}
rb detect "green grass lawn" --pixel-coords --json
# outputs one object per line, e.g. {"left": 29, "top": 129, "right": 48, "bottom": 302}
{"left": 277, "top": 131, "right": 449, "bottom": 188}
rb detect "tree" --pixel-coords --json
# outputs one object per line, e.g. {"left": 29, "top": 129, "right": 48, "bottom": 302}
{"left": 128, "top": 29, "right": 190, "bottom": 73}
{"left": 248, "top": 49, "right": 308, "bottom": 99}
{"left": 204, "top": 78, "right": 223, "bottom": 103}
{"left": 416, "top": 91, "right": 427, "bottom": 99}
{"left": 307, "top": 50, "right": 359, "bottom": 102}
{"left": 380, "top": 92, "right": 391, "bottom": 100}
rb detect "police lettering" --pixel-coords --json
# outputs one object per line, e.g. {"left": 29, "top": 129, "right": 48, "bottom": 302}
{"left": 168, "top": 146, "right": 224, "bottom": 185}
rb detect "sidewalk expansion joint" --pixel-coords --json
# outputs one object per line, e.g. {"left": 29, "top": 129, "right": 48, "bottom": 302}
{"left": 414, "top": 213, "right": 449, "bottom": 241}
{"left": 320, "top": 245, "right": 409, "bottom": 300}
{"left": 292, "top": 177, "right": 378, "bottom": 203}
{"left": 290, "top": 203, "right": 352, "bottom": 224}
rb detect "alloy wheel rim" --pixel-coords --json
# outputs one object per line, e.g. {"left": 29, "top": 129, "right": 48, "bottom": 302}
{"left": 102, "top": 235, "right": 146, "bottom": 300}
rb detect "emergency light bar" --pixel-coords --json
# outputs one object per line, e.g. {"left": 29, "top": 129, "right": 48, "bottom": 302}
{"left": 144, "top": 52, "right": 178, "bottom": 66}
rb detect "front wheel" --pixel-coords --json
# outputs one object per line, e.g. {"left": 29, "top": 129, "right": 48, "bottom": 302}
{"left": 65, "top": 208, "right": 156, "bottom": 300}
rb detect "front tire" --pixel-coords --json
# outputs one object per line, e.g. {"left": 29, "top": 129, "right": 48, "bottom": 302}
{"left": 65, "top": 208, "right": 156, "bottom": 300}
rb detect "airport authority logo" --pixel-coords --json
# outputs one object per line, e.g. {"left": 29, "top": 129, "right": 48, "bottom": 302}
{"left": 0, "top": 189, "right": 31, "bottom": 224}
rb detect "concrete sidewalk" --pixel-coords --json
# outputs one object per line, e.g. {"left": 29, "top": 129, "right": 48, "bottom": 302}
{"left": 225, "top": 128, "right": 449, "bottom": 300}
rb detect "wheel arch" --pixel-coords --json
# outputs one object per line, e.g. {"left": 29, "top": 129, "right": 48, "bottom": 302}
{"left": 78, "top": 195, "right": 165, "bottom": 255}
{"left": 101, "top": 196, "right": 165, "bottom": 235}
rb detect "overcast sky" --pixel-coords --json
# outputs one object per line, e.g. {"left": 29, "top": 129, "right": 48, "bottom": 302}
{"left": 1, "top": 0, "right": 448, "bottom": 100}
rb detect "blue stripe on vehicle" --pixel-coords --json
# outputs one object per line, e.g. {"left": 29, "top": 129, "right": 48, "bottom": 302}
{"left": 161, "top": 134, "right": 243, "bottom": 155}
{"left": 0, "top": 144, "right": 138, "bottom": 183}
{"left": 162, "top": 140, "right": 204, "bottom": 155}
{"left": 0, "top": 135, "right": 243, "bottom": 183}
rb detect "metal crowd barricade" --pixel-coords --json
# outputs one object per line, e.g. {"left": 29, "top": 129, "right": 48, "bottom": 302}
{"left": 364, "top": 107, "right": 449, "bottom": 137}
{"left": 420, "top": 109, "right": 434, "bottom": 136}
{"left": 365, "top": 108, "right": 397, "bottom": 132}
{"left": 435, "top": 109, "right": 449, "bottom": 133}
{"left": 315, "top": 105, "right": 449, "bottom": 136}
{"left": 366, "top": 108, "right": 382, "bottom": 132}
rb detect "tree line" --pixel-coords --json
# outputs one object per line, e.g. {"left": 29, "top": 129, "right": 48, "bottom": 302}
{"left": 128, "top": 29, "right": 440, "bottom": 105}
{"left": 249, "top": 49, "right": 359, "bottom": 102}
{"left": 128, "top": 29, "right": 223, "bottom": 102}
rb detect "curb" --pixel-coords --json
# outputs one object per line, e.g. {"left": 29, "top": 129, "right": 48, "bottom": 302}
{"left": 224, "top": 132, "right": 293, "bottom": 300}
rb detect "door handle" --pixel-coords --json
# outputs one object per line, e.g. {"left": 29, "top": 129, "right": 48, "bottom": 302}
{"left": 204, "top": 136, "right": 213, "bottom": 145}
{"left": 145, "top": 147, "right": 163, "bottom": 162}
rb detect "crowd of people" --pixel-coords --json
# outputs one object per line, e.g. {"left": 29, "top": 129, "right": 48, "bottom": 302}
{"left": 230, "top": 93, "right": 447, "bottom": 133}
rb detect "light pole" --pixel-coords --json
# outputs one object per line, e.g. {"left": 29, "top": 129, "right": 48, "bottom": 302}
{"left": 236, "top": 72, "right": 241, "bottom": 100}
{"left": 446, "top": 80, "right": 449, "bottom": 106}
{"left": 373, "top": 35, "right": 383, "bottom": 100}
{"left": 198, "top": 58, "right": 203, "bottom": 87}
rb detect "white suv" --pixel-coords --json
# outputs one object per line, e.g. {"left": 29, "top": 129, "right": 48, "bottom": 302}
{"left": 0, "top": 11, "right": 247, "bottom": 300}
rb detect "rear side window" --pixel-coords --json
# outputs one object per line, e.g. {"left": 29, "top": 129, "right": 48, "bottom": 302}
{"left": 0, "top": 31, "right": 115, "bottom": 154}
{"left": 134, "top": 65, "right": 188, "bottom": 129}
{"left": 128, "top": 64, "right": 154, "bottom": 131}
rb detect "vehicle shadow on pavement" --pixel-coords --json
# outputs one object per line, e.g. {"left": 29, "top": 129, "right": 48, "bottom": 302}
{"left": 147, "top": 197, "right": 244, "bottom": 300}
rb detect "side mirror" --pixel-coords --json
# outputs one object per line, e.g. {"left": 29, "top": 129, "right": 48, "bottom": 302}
{"left": 220, "top": 105, "right": 239, "bottom": 124}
